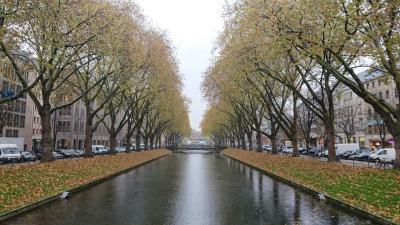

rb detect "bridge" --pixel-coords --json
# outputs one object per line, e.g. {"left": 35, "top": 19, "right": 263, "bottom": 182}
{"left": 169, "top": 145, "right": 223, "bottom": 152}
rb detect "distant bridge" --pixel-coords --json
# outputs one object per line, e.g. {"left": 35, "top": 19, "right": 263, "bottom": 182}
{"left": 169, "top": 145, "right": 224, "bottom": 151}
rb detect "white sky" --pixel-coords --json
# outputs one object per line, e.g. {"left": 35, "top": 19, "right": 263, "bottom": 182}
{"left": 135, "top": 0, "right": 224, "bottom": 131}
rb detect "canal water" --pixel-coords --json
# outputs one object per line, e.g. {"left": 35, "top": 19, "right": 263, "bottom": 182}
{"left": 5, "top": 151, "right": 373, "bottom": 225}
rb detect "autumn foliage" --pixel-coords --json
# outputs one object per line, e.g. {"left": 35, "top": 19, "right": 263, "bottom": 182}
{"left": 0, "top": 150, "right": 170, "bottom": 214}
{"left": 223, "top": 149, "right": 400, "bottom": 223}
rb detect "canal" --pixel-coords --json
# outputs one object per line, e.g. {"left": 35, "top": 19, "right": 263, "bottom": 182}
{"left": 6, "top": 151, "right": 373, "bottom": 225}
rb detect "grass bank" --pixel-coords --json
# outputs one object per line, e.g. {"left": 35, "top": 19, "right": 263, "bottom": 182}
{"left": 223, "top": 149, "right": 400, "bottom": 224}
{"left": 0, "top": 149, "right": 170, "bottom": 215}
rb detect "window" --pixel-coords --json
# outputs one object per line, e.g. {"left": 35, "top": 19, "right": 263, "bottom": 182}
{"left": 366, "top": 83, "right": 369, "bottom": 89}
{"left": 6, "top": 113, "right": 12, "bottom": 126}
{"left": 5, "top": 129, "right": 12, "bottom": 137}
{"left": 13, "top": 130, "right": 18, "bottom": 137}
{"left": 13, "top": 114, "right": 19, "bottom": 127}
{"left": 372, "top": 81, "right": 375, "bottom": 88}
{"left": 20, "top": 116, "right": 25, "bottom": 128}
{"left": 14, "top": 101, "right": 20, "bottom": 112}
{"left": 386, "top": 90, "right": 390, "bottom": 99}
{"left": 21, "top": 102, "right": 26, "bottom": 113}
{"left": 379, "top": 92, "right": 383, "bottom": 99}
{"left": 367, "top": 125, "right": 372, "bottom": 134}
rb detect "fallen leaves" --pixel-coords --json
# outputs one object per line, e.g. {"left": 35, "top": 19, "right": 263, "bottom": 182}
{"left": 223, "top": 149, "right": 400, "bottom": 223}
{"left": 0, "top": 150, "right": 170, "bottom": 215}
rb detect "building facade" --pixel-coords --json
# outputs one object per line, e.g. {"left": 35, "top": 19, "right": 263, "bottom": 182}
{"left": 334, "top": 70, "right": 397, "bottom": 149}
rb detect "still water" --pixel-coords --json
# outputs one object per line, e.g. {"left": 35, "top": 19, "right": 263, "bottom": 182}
{"left": 5, "top": 151, "right": 373, "bottom": 225}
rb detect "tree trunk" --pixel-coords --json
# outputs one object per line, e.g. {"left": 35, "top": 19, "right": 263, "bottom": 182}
{"left": 393, "top": 135, "right": 400, "bottom": 168}
{"left": 40, "top": 109, "right": 54, "bottom": 162}
{"left": 326, "top": 125, "right": 336, "bottom": 162}
{"left": 291, "top": 138, "right": 299, "bottom": 157}
{"left": 247, "top": 131, "right": 253, "bottom": 150}
{"left": 135, "top": 129, "right": 141, "bottom": 151}
{"left": 144, "top": 136, "right": 148, "bottom": 150}
{"left": 256, "top": 128, "right": 262, "bottom": 151}
{"left": 109, "top": 133, "right": 117, "bottom": 154}
{"left": 241, "top": 135, "right": 246, "bottom": 150}
{"left": 84, "top": 119, "right": 94, "bottom": 157}
{"left": 271, "top": 136, "right": 278, "bottom": 154}
{"left": 125, "top": 133, "right": 132, "bottom": 153}
{"left": 150, "top": 136, "right": 154, "bottom": 150}
{"left": 292, "top": 94, "right": 299, "bottom": 157}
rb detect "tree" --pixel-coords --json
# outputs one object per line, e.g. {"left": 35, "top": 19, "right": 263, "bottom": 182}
{"left": 335, "top": 104, "right": 360, "bottom": 144}
{"left": 1, "top": 1, "right": 114, "bottom": 161}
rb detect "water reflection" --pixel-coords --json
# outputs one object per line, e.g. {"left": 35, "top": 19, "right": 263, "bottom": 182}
{"left": 4, "top": 152, "right": 373, "bottom": 225}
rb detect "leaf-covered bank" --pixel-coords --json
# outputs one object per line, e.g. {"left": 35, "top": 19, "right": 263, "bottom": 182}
{"left": 0, "top": 150, "right": 170, "bottom": 214}
{"left": 223, "top": 149, "right": 400, "bottom": 224}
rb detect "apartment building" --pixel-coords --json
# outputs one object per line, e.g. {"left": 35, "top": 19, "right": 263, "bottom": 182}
{"left": 0, "top": 57, "right": 35, "bottom": 150}
{"left": 334, "top": 70, "right": 397, "bottom": 149}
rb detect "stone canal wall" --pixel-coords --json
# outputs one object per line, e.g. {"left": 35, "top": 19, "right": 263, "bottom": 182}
{"left": 222, "top": 149, "right": 399, "bottom": 225}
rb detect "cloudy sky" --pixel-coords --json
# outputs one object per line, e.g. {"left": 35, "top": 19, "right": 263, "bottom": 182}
{"left": 135, "top": 0, "right": 224, "bottom": 131}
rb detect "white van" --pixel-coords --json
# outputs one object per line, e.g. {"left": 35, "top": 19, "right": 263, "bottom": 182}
{"left": 0, "top": 144, "right": 22, "bottom": 162}
{"left": 92, "top": 145, "right": 107, "bottom": 155}
{"left": 335, "top": 144, "right": 359, "bottom": 156}
{"left": 369, "top": 148, "right": 395, "bottom": 162}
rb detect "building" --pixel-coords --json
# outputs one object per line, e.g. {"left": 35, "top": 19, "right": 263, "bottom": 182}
{"left": 334, "top": 70, "right": 397, "bottom": 149}
{"left": 0, "top": 57, "right": 34, "bottom": 150}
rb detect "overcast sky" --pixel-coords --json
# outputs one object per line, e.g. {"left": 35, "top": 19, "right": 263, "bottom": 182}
{"left": 135, "top": 0, "right": 224, "bottom": 131}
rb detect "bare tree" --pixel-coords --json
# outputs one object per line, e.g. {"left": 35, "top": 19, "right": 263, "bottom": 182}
{"left": 335, "top": 104, "right": 360, "bottom": 143}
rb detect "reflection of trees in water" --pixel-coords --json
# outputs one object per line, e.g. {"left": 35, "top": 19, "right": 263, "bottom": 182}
{"left": 294, "top": 191, "right": 301, "bottom": 223}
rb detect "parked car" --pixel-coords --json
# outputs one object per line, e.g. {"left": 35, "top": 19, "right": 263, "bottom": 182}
{"left": 349, "top": 150, "right": 373, "bottom": 161}
{"left": 115, "top": 147, "right": 126, "bottom": 153}
{"left": 340, "top": 149, "right": 362, "bottom": 159}
{"left": 21, "top": 151, "right": 37, "bottom": 162}
{"left": 53, "top": 152, "right": 63, "bottom": 159}
{"left": 282, "top": 146, "right": 293, "bottom": 154}
{"left": 319, "top": 149, "right": 328, "bottom": 157}
{"left": 299, "top": 147, "right": 309, "bottom": 155}
{"left": 262, "top": 145, "right": 272, "bottom": 152}
{"left": 308, "top": 148, "right": 325, "bottom": 156}
{"left": 73, "top": 149, "right": 84, "bottom": 157}
{"left": 36, "top": 151, "right": 63, "bottom": 160}
{"left": 92, "top": 145, "right": 107, "bottom": 155}
{"left": 369, "top": 148, "right": 395, "bottom": 163}
{"left": 335, "top": 144, "right": 359, "bottom": 156}
{"left": 0, "top": 144, "right": 22, "bottom": 163}
{"left": 56, "top": 149, "right": 74, "bottom": 158}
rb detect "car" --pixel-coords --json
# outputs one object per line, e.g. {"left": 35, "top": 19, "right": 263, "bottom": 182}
{"left": 299, "top": 148, "right": 309, "bottom": 155}
{"left": 335, "top": 144, "right": 360, "bottom": 156}
{"left": 340, "top": 149, "right": 362, "bottom": 159}
{"left": 282, "top": 146, "right": 293, "bottom": 154}
{"left": 262, "top": 145, "right": 272, "bottom": 152}
{"left": 319, "top": 149, "right": 328, "bottom": 157}
{"left": 115, "top": 147, "right": 126, "bottom": 153}
{"left": 21, "top": 151, "right": 37, "bottom": 162}
{"left": 73, "top": 149, "right": 84, "bottom": 157}
{"left": 52, "top": 152, "right": 63, "bottom": 159}
{"left": 308, "top": 148, "right": 324, "bottom": 156}
{"left": 92, "top": 145, "right": 107, "bottom": 155}
{"left": 368, "top": 148, "right": 395, "bottom": 163}
{"left": 36, "top": 152, "right": 63, "bottom": 160}
{"left": 0, "top": 144, "right": 22, "bottom": 163}
{"left": 56, "top": 149, "right": 74, "bottom": 158}
{"left": 349, "top": 150, "right": 373, "bottom": 161}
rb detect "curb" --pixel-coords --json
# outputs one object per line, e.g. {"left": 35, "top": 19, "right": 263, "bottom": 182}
{"left": 0, "top": 152, "right": 171, "bottom": 223}
{"left": 223, "top": 153, "right": 398, "bottom": 225}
